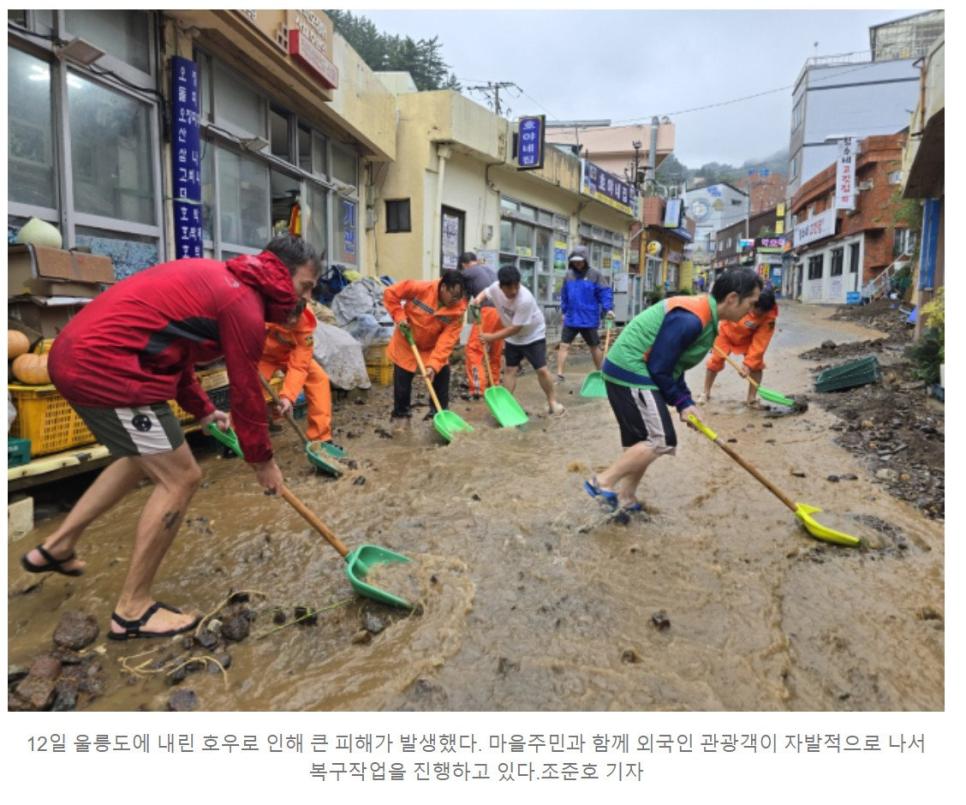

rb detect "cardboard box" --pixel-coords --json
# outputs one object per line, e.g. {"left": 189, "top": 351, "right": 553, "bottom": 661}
{"left": 7, "top": 244, "right": 114, "bottom": 299}
{"left": 8, "top": 297, "right": 91, "bottom": 339}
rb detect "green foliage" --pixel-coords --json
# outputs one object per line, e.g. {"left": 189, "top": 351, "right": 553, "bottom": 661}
{"left": 907, "top": 327, "right": 943, "bottom": 384}
{"left": 326, "top": 10, "right": 460, "bottom": 92}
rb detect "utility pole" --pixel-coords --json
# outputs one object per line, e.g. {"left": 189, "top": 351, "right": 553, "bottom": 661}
{"left": 464, "top": 81, "right": 517, "bottom": 116}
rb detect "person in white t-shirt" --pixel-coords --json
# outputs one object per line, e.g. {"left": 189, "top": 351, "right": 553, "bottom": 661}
{"left": 471, "top": 265, "right": 565, "bottom": 416}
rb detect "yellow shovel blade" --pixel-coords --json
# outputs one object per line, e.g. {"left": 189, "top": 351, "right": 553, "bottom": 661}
{"left": 794, "top": 503, "right": 862, "bottom": 547}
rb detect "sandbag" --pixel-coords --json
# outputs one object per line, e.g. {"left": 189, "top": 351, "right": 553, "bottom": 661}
{"left": 331, "top": 277, "right": 393, "bottom": 347}
{"left": 311, "top": 322, "right": 372, "bottom": 391}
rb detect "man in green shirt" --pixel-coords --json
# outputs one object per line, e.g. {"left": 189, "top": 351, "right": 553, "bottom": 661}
{"left": 584, "top": 269, "right": 761, "bottom": 514}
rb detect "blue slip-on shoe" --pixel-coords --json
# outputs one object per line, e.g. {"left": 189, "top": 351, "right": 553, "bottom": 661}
{"left": 584, "top": 476, "right": 619, "bottom": 510}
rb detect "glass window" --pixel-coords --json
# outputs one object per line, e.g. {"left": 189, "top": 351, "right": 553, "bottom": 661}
{"left": 500, "top": 220, "right": 513, "bottom": 252}
{"left": 216, "top": 147, "right": 269, "bottom": 248}
{"left": 270, "top": 169, "right": 300, "bottom": 236}
{"left": 74, "top": 226, "right": 159, "bottom": 281}
{"left": 538, "top": 210, "right": 553, "bottom": 227}
{"left": 69, "top": 71, "right": 156, "bottom": 225}
{"left": 830, "top": 247, "right": 844, "bottom": 276}
{"left": 331, "top": 143, "right": 357, "bottom": 187}
{"left": 385, "top": 199, "right": 411, "bottom": 233}
{"left": 270, "top": 107, "right": 290, "bottom": 161}
{"left": 500, "top": 196, "right": 518, "bottom": 214}
{"left": 515, "top": 223, "right": 534, "bottom": 255}
{"left": 303, "top": 182, "right": 328, "bottom": 257}
{"left": 518, "top": 258, "right": 536, "bottom": 291}
{"left": 201, "top": 140, "right": 214, "bottom": 242}
{"left": 808, "top": 254, "right": 824, "bottom": 280}
{"left": 312, "top": 132, "right": 327, "bottom": 176}
{"left": 298, "top": 125, "right": 312, "bottom": 173}
{"left": 64, "top": 10, "right": 150, "bottom": 74}
{"left": 849, "top": 242, "right": 861, "bottom": 273}
{"left": 335, "top": 197, "right": 358, "bottom": 265}
{"left": 198, "top": 52, "right": 212, "bottom": 122}
{"left": 536, "top": 229, "right": 551, "bottom": 267}
{"left": 213, "top": 62, "right": 266, "bottom": 138}
{"left": 8, "top": 48, "right": 57, "bottom": 210}
{"left": 518, "top": 204, "right": 536, "bottom": 221}
{"left": 9, "top": 10, "right": 27, "bottom": 26}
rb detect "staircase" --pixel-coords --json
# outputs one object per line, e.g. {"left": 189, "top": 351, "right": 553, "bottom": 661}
{"left": 862, "top": 255, "right": 911, "bottom": 302}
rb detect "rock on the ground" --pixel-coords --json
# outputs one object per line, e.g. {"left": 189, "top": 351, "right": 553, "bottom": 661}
{"left": 15, "top": 656, "right": 62, "bottom": 710}
{"left": 221, "top": 612, "right": 251, "bottom": 642}
{"left": 364, "top": 613, "right": 386, "bottom": 634}
{"left": 52, "top": 611, "right": 99, "bottom": 650}
{"left": 650, "top": 611, "right": 671, "bottom": 631}
{"left": 876, "top": 468, "right": 899, "bottom": 482}
{"left": 167, "top": 689, "right": 198, "bottom": 711}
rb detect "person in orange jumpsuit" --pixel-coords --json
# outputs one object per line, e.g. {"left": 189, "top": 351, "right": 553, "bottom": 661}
{"left": 259, "top": 298, "right": 337, "bottom": 447}
{"left": 383, "top": 270, "right": 467, "bottom": 419}
{"left": 703, "top": 284, "right": 777, "bottom": 405}
{"left": 458, "top": 252, "right": 502, "bottom": 398}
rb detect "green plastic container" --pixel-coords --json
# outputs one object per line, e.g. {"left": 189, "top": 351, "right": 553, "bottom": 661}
{"left": 8, "top": 437, "right": 31, "bottom": 467}
{"left": 815, "top": 356, "right": 881, "bottom": 393}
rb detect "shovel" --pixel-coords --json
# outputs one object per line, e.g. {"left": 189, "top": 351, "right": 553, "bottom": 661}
{"left": 258, "top": 375, "right": 346, "bottom": 477}
{"left": 713, "top": 345, "right": 798, "bottom": 408}
{"left": 472, "top": 308, "right": 528, "bottom": 428}
{"left": 205, "top": 423, "right": 412, "bottom": 608}
{"left": 402, "top": 326, "right": 473, "bottom": 443}
{"left": 579, "top": 319, "right": 614, "bottom": 398}
{"left": 687, "top": 414, "right": 861, "bottom": 547}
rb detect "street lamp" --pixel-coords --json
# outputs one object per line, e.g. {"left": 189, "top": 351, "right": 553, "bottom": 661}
{"left": 626, "top": 140, "right": 644, "bottom": 188}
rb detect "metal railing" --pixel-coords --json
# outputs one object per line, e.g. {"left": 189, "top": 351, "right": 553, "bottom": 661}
{"left": 862, "top": 254, "right": 912, "bottom": 301}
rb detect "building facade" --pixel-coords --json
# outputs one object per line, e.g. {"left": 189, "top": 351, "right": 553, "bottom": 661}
{"left": 683, "top": 182, "right": 748, "bottom": 263}
{"left": 786, "top": 132, "right": 912, "bottom": 304}
{"left": 8, "top": 10, "right": 397, "bottom": 277}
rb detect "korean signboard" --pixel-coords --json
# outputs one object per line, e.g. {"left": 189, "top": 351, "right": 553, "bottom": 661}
{"left": 580, "top": 160, "right": 638, "bottom": 217}
{"left": 755, "top": 236, "right": 786, "bottom": 253}
{"left": 237, "top": 10, "right": 338, "bottom": 90}
{"left": 171, "top": 56, "right": 202, "bottom": 259}
{"left": 793, "top": 208, "right": 837, "bottom": 248}
{"left": 517, "top": 115, "right": 545, "bottom": 170}
{"left": 835, "top": 137, "right": 857, "bottom": 210}
{"left": 663, "top": 198, "right": 683, "bottom": 229}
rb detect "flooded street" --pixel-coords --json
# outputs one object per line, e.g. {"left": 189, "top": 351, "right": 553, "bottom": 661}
{"left": 8, "top": 302, "right": 944, "bottom": 711}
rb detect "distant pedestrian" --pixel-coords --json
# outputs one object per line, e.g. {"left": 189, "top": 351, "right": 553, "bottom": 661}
{"left": 556, "top": 245, "right": 613, "bottom": 381}
{"left": 585, "top": 268, "right": 760, "bottom": 514}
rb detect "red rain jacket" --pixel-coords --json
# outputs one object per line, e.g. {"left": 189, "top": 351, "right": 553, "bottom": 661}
{"left": 48, "top": 252, "right": 298, "bottom": 464}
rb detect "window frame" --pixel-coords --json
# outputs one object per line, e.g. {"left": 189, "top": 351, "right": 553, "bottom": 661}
{"left": 385, "top": 198, "right": 411, "bottom": 233}
{"left": 830, "top": 246, "right": 844, "bottom": 277}
{"left": 807, "top": 253, "right": 824, "bottom": 280}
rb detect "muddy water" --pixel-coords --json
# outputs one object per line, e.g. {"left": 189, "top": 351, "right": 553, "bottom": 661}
{"left": 7, "top": 304, "right": 944, "bottom": 710}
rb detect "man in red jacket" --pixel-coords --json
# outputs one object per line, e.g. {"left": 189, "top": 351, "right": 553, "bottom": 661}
{"left": 21, "top": 235, "right": 321, "bottom": 640}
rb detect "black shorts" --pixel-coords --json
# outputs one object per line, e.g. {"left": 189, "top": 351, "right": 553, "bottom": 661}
{"left": 604, "top": 381, "right": 677, "bottom": 454}
{"left": 71, "top": 402, "right": 185, "bottom": 457}
{"left": 561, "top": 325, "right": 601, "bottom": 347}
{"left": 504, "top": 338, "right": 548, "bottom": 370}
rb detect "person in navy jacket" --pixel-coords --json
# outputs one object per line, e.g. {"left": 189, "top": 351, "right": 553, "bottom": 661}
{"left": 555, "top": 245, "right": 614, "bottom": 381}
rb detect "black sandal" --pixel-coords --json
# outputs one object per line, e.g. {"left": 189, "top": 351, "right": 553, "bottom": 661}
{"left": 107, "top": 602, "right": 201, "bottom": 641}
{"left": 20, "top": 544, "right": 84, "bottom": 577}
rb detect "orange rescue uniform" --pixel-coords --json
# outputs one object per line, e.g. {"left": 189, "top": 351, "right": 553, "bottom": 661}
{"left": 383, "top": 279, "right": 467, "bottom": 373}
{"left": 706, "top": 305, "right": 778, "bottom": 373}
{"left": 465, "top": 307, "right": 503, "bottom": 394}
{"left": 259, "top": 306, "right": 332, "bottom": 442}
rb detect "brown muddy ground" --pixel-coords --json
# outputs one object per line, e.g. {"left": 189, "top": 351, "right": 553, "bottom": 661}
{"left": 7, "top": 302, "right": 944, "bottom": 711}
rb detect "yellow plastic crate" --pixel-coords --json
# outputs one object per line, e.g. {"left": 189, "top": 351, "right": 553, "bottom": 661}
{"left": 364, "top": 344, "right": 390, "bottom": 365}
{"left": 366, "top": 363, "right": 393, "bottom": 386}
{"left": 10, "top": 384, "right": 197, "bottom": 456}
{"left": 9, "top": 385, "right": 96, "bottom": 456}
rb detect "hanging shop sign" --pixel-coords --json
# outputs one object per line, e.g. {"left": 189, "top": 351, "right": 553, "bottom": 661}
{"left": 793, "top": 208, "right": 837, "bottom": 248}
{"left": 580, "top": 160, "right": 638, "bottom": 217}
{"left": 171, "top": 56, "right": 202, "bottom": 259}
{"left": 516, "top": 115, "right": 546, "bottom": 170}
{"left": 835, "top": 137, "right": 857, "bottom": 210}
{"left": 755, "top": 236, "right": 786, "bottom": 253}
{"left": 237, "top": 9, "right": 339, "bottom": 90}
{"left": 663, "top": 198, "right": 683, "bottom": 228}
{"left": 646, "top": 240, "right": 662, "bottom": 256}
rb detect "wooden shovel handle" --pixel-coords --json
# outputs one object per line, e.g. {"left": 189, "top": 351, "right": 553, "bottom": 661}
{"left": 603, "top": 320, "right": 613, "bottom": 355}
{"left": 479, "top": 328, "right": 496, "bottom": 388}
{"left": 711, "top": 438, "right": 797, "bottom": 513}
{"left": 279, "top": 484, "right": 350, "bottom": 558}
{"left": 714, "top": 345, "right": 761, "bottom": 390}
{"left": 409, "top": 339, "right": 444, "bottom": 414}
{"left": 259, "top": 374, "right": 310, "bottom": 447}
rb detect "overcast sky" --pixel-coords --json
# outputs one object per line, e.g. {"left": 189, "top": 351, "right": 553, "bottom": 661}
{"left": 360, "top": 9, "right": 919, "bottom": 167}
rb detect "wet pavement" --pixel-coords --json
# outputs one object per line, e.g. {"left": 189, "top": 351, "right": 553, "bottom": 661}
{"left": 7, "top": 302, "right": 944, "bottom": 711}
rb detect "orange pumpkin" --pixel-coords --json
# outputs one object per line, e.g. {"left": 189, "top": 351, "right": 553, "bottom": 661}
{"left": 8, "top": 330, "right": 30, "bottom": 359}
{"left": 12, "top": 352, "right": 51, "bottom": 385}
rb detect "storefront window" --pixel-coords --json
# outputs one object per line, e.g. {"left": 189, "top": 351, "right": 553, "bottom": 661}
{"left": 65, "top": 10, "right": 150, "bottom": 74}
{"left": 8, "top": 48, "right": 56, "bottom": 211}
{"left": 201, "top": 142, "right": 214, "bottom": 242}
{"left": 311, "top": 132, "right": 328, "bottom": 177}
{"left": 515, "top": 222, "right": 534, "bottom": 255}
{"left": 213, "top": 61, "right": 266, "bottom": 139}
{"left": 217, "top": 147, "right": 269, "bottom": 248}
{"left": 830, "top": 247, "right": 844, "bottom": 276}
{"left": 68, "top": 71, "right": 156, "bottom": 225}
{"left": 303, "top": 182, "right": 328, "bottom": 257}
{"left": 270, "top": 169, "right": 300, "bottom": 235}
{"left": 75, "top": 226, "right": 159, "bottom": 281}
{"left": 500, "top": 220, "right": 513, "bottom": 252}
{"left": 270, "top": 107, "right": 291, "bottom": 161}
{"left": 331, "top": 143, "right": 357, "bottom": 186}
{"left": 298, "top": 125, "right": 313, "bottom": 173}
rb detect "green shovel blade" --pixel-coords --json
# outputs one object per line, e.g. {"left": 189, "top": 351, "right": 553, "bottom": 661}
{"left": 306, "top": 442, "right": 344, "bottom": 477}
{"left": 433, "top": 410, "right": 473, "bottom": 443}
{"left": 344, "top": 544, "right": 414, "bottom": 609}
{"left": 757, "top": 385, "right": 797, "bottom": 407}
{"left": 206, "top": 422, "right": 243, "bottom": 457}
{"left": 579, "top": 371, "right": 607, "bottom": 398}
{"left": 484, "top": 386, "right": 529, "bottom": 427}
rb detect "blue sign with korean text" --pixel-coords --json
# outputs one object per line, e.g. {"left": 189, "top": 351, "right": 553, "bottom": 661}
{"left": 517, "top": 115, "right": 545, "bottom": 170}
{"left": 171, "top": 56, "right": 202, "bottom": 259}
{"left": 581, "top": 160, "right": 638, "bottom": 217}
{"left": 341, "top": 199, "right": 357, "bottom": 260}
